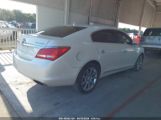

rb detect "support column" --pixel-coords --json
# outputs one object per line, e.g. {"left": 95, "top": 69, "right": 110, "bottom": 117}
{"left": 114, "top": 0, "right": 121, "bottom": 28}
{"left": 64, "top": 0, "right": 70, "bottom": 25}
{"left": 88, "top": 0, "right": 93, "bottom": 25}
{"left": 138, "top": 0, "right": 146, "bottom": 34}
{"left": 36, "top": 5, "right": 39, "bottom": 31}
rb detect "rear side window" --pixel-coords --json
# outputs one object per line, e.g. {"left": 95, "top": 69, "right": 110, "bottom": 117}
{"left": 38, "top": 26, "right": 86, "bottom": 37}
{"left": 143, "top": 28, "right": 161, "bottom": 36}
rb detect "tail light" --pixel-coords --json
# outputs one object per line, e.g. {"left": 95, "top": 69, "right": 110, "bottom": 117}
{"left": 36, "top": 47, "right": 70, "bottom": 61}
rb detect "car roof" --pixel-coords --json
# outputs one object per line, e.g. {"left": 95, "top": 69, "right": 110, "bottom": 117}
{"left": 65, "top": 24, "right": 117, "bottom": 30}
{"left": 38, "top": 25, "right": 123, "bottom": 38}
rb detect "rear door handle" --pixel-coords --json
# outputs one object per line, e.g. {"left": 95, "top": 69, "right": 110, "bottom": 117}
{"left": 101, "top": 50, "right": 105, "bottom": 54}
{"left": 122, "top": 50, "right": 128, "bottom": 53}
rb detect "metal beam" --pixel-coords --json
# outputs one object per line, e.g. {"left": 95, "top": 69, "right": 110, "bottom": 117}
{"left": 64, "top": 0, "right": 70, "bottom": 25}
{"left": 138, "top": 0, "right": 146, "bottom": 34}
{"left": 114, "top": 0, "right": 121, "bottom": 28}
{"left": 36, "top": 5, "right": 39, "bottom": 31}
{"left": 147, "top": 0, "right": 156, "bottom": 8}
{"left": 88, "top": 0, "right": 93, "bottom": 25}
{"left": 150, "top": 7, "right": 157, "bottom": 27}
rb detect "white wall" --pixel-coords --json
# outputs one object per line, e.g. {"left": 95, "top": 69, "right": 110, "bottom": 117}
{"left": 37, "top": 5, "right": 64, "bottom": 31}
{"left": 91, "top": 0, "right": 118, "bottom": 26}
{"left": 69, "top": 0, "right": 90, "bottom": 25}
{"left": 69, "top": 0, "right": 119, "bottom": 27}
{"left": 15, "top": 0, "right": 161, "bottom": 29}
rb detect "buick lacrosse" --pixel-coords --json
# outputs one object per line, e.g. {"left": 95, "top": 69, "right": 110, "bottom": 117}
{"left": 13, "top": 26, "right": 144, "bottom": 93}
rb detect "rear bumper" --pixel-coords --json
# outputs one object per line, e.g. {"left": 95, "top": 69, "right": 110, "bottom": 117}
{"left": 13, "top": 52, "right": 80, "bottom": 86}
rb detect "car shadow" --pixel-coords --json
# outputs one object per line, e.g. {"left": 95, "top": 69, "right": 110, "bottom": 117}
{"left": 26, "top": 84, "right": 96, "bottom": 117}
{"left": 26, "top": 68, "right": 141, "bottom": 117}
{"left": 26, "top": 50, "right": 161, "bottom": 117}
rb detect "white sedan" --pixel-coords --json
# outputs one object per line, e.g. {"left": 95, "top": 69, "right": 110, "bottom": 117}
{"left": 13, "top": 26, "right": 144, "bottom": 93}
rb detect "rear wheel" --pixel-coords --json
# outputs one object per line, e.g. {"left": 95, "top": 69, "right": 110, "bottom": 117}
{"left": 76, "top": 63, "right": 100, "bottom": 93}
{"left": 134, "top": 55, "right": 144, "bottom": 71}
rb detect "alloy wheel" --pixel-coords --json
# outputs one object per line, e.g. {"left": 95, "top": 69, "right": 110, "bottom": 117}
{"left": 80, "top": 67, "right": 98, "bottom": 92}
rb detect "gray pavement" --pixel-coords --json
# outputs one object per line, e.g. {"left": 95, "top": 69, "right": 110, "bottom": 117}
{"left": 0, "top": 51, "right": 161, "bottom": 118}
{"left": 0, "top": 92, "right": 18, "bottom": 118}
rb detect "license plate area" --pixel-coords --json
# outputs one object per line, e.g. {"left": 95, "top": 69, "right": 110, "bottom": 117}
{"left": 17, "top": 43, "right": 36, "bottom": 61}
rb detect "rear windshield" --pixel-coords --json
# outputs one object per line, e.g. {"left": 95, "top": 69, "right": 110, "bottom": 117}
{"left": 143, "top": 28, "right": 161, "bottom": 36}
{"left": 38, "top": 26, "right": 86, "bottom": 37}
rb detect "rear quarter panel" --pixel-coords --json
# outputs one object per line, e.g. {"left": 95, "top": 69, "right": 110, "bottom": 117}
{"left": 63, "top": 28, "right": 101, "bottom": 69}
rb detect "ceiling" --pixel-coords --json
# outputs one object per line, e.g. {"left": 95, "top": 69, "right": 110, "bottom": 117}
{"left": 153, "top": 0, "right": 161, "bottom": 6}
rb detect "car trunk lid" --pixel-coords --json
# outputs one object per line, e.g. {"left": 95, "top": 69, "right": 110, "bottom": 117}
{"left": 141, "top": 36, "right": 161, "bottom": 45}
{"left": 141, "top": 28, "right": 161, "bottom": 46}
{"left": 16, "top": 34, "right": 59, "bottom": 61}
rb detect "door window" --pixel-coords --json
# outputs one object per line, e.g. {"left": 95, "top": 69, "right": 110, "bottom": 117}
{"left": 114, "top": 31, "right": 132, "bottom": 44}
{"left": 92, "top": 30, "right": 132, "bottom": 44}
{"left": 91, "top": 30, "right": 117, "bottom": 43}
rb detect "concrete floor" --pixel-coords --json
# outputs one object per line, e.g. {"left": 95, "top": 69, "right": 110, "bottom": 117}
{"left": 0, "top": 51, "right": 161, "bottom": 118}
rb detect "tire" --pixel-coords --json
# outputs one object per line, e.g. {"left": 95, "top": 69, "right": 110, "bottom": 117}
{"left": 75, "top": 63, "right": 100, "bottom": 94}
{"left": 134, "top": 55, "right": 144, "bottom": 71}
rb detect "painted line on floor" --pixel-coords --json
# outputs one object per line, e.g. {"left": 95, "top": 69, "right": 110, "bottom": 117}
{"left": 107, "top": 75, "right": 161, "bottom": 118}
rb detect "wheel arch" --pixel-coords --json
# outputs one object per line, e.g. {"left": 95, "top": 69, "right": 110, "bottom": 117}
{"left": 75, "top": 60, "right": 101, "bottom": 83}
{"left": 83, "top": 60, "right": 101, "bottom": 73}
